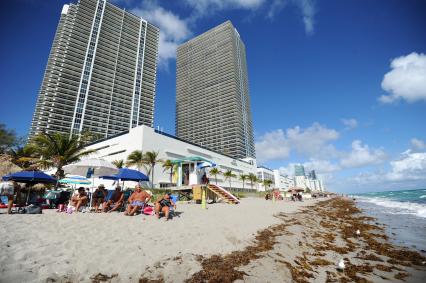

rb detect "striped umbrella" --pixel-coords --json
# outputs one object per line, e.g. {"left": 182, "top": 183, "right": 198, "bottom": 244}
{"left": 59, "top": 175, "right": 91, "bottom": 185}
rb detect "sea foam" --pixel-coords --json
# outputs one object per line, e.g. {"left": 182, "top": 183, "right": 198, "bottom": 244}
{"left": 357, "top": 196, "right": 426, "bottom": 218}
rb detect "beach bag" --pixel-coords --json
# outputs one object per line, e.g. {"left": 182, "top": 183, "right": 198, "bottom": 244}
{"left": 19, "top": 204, "right": 42, "bottom": 214}
{"left": 143, "top": 206, "right": 154, "bottom": 215}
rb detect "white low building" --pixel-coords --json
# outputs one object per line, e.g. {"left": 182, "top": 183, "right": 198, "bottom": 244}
{"left": 83, "top": 125, "right": 258, "bottom": 190}
{"left": 256, "top": 166, "right": 275, "bottom": 191}
{"left": 273, "top": 170, "right": 294, "bottom": 191}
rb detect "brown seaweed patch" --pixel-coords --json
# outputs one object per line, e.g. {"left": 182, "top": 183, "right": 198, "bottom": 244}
{"left": 355, "top": 253, "right": 384, "bottom": 262}
{"left": 310, "top": 258, "right": 333, "bottom": 266}
{"left": 185, "top": 224, "right": 288, "bottom": 283}
{"left": 90, "top": 273, "right": 118, "bottom": 283}
{"left": 394, "top": 272, "right": 409, "bottom": 281}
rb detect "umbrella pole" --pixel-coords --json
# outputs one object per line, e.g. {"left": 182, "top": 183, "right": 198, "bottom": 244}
{"left": 26, "top": 187, "right": 31, "bottom": 206}
{"left": 89, "top": 176, "right": 95, "bottom": 212}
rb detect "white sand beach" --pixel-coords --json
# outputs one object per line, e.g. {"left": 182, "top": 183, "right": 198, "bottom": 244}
{"left": 0, "top": 198, "right": 317, "bottom": 283}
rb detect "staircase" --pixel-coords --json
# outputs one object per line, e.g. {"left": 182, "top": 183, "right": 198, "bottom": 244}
{"left": 207, "top": 184, "right": 240, "bottom": 204}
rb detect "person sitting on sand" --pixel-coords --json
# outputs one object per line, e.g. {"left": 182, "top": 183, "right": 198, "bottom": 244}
{"left": 92, "top": 184, "right": 107, "bottom": 213}
{"left": 103, "top": 186, "right": 124, "bottom": 213}
{"left": 69, "top": 187, "right": 88, "bottom": 212}
{"left": 124, "top": 184, "right": 151, "bottom": 216}
{"left": 154, "top": 193, "right": 176, "bottom": 221}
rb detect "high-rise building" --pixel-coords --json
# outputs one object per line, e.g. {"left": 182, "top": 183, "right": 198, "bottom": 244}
{"left": 294, "top": 165, "right": 306, "bottom": 176}
{"left": 29, "top": 0, "right": 159, "bottom": 139}
{"left": 308, "top": 170, "right": 317, "bottom": 180}
{"left": 176, "top": 21, "right": 255, "bottom": 160}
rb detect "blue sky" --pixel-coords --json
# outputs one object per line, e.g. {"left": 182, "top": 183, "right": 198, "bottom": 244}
{"left": 1, "top": 0, "right": 425, "bottom": 193}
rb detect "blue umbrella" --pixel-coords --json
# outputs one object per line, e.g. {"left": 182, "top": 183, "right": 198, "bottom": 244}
{"left": 100, "top": 168, "right": 149, "bottom": 182}
{"left": 2, "top": 171, "right": 57, "bottom": 184}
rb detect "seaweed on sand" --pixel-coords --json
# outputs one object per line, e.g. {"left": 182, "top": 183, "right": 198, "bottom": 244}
{"left": 90, "top": 273, "right": 118, "bottom": 283}
{"left": 185, "top": 224, "right": 288, "bottom": 283}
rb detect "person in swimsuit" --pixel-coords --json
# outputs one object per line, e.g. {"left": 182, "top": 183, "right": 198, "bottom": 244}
{"left": 154, "top": 193, "right": 175, "bottom": 221}
{"left": 103, "top": 186, "right": 124, "bottom": 213}
{"left": 124, "top": 184, "right": 151, "bottom": 216}
{"left": 92, "top": 184, "right": 107, "bottom": 213}
{"left": 69, "top": 187, "right": 88, "bottom": 212}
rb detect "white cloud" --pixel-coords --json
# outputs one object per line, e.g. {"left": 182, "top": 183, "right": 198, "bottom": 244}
{"left": 341, "top": 118, "right": 358, "bottom": 130}
{"left": 340, "top": 140, "right": 387, "bottom": 168}
{"left": 386, "top": 151, "right": 426, "bottom": 181}
{"left": 349, "top": 151, "right": 426, "bottom": 188}
{"left": 303, "top": 159, "right": 341, "bottom": 174}
{"left": 379, "top": 52, "right": 426, "bottom": 103}
{"left": 255, "top": 122, "right": 339, "bottom": 163}
{"left": 293, "top": 0, "right": 316, "bottom": 35}
{"left": 255, "top": 129, "right": 291, "bottom": 162}
{"left": 411, "top": 138, "right": 426, "bottom": 151}
{"left": 267, "top": 0, "right": 316, "bottom": 35}
{"left": 132, "top": 2, "right": 192, "bottom": 69}
{"left": 286, "top": 123, "right": 339, "bottom": 158}
{"left": 267, "top": 0, "right": 287, "bottom": 19}
{"left": 184, "top": 0, "right": 266, "bottom": 18}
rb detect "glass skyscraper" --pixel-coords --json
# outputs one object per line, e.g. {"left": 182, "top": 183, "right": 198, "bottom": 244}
{"left": 294, "top": 165, "right": 306, "bottom": 177}
{"left": 176, "top": 21, "right": 255, "bottom": 159}
{"left": 29, "top": 0, "right": 159, "bottom": 140}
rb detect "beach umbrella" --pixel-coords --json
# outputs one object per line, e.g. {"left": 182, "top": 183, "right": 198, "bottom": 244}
{"left": 63, "top": 159, "right": 118, "bottom": 210}
{"left": 2, "top": 171, "right": 57, "bottom": 205}
{"left": 197, "top": 161, "right": 216, "bottom": 169}
{"left": 63, "top": 159, "right": 118, "bottom": 177}
{"left": 2, "top": 170, "right": 57, "bottom": 184}
{"left": 59, "top": 175, "right": 91, "bottom": 185}
{"left": 100, "top": 168, "right": 149, "bottom": 182}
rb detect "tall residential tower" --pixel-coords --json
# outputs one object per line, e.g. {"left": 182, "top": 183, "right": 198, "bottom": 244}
{"left": 176, "top": 21, "right": 255, "bottom": 160}
{"left": 29, "top": 0, "right": 159, "bottom": 139}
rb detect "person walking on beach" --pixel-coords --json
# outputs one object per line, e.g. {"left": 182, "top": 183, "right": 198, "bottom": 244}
{"left": 69, "top": 187, "right": 88, "bottom": 212}
{"left": 124, "top": 184, "right": 151, "bottom": 216}
{"left": 0, "top": 181, "right": 19, "bottom": 214}
{"left": 154, "top": 193, "right": 176, "bottom": 221}
{"left": 103, "top": 186, "right": 124, "bottom": 213}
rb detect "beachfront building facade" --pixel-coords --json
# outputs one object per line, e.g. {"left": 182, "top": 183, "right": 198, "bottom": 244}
{"left": 294, "top": 174, "right": 325, "bottom": 192}
{"left": 29, "top": 0, "right": 159, "bottom": 140}
{"left": 273, "top": 170, "right": 294, "bottom": 191}
{"left": 83, "top": 125, "right": 257, "bottom": 190}
{"left": 256, "top": 166, "right": 275, "bottom": 191}
{"left": 176, "top": 21, "right": 255, "bottom": 160}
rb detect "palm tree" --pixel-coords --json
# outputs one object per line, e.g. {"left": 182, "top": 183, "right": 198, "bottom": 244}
{"left": 28, "top": 132, "right": 97, "bottom": 179}
{"left": 8, "top": 145, "right": 39, "bottom": 170}
{"left": 112, "top": 159, "right": 124, "bottom": 169}
{"left": 162, "top": 159, "right": 174, "bottom": 185}
{"left": 248, "top": 173, "right": 257, "bottom": 191}
{"left": 209, "top": 167, "right": 222, "bottom": 184}
{"left": 223, "top": 170, "right": 236, "bottom": 190}
{"left": 143, "top": 151, "right": 162, "bottom": 189}
{"left": 239, "top": 174, "right": 248, "bottom": 190}
{"left": 126, "top": 150, "right": 145, "bottom": 172}
{"left": 263, "top": 179, "right": 273, "bottom": 191}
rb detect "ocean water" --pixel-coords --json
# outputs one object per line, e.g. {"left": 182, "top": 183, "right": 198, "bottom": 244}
{"left": 352, "top": 189, "right": 426, "bottom": 253}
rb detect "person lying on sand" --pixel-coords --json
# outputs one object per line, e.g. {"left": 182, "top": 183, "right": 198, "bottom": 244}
{"left": 124, "top": 185, "right": 151, "bottom": 216}
{"left": 69, "top": 187, "right": 88, "bottom": 213}
{"left": 154, "top": 193, "right": 176, "bottom": 221}
{"left": 103, "top": 186, "right": 123, "bottom": 213}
